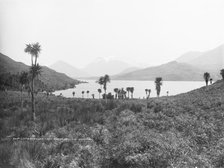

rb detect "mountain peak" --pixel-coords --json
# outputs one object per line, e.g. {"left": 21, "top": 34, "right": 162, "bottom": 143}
{"left": 176, "top": 44, "right": 224, "bottom": 71}
{"left": 83, "top": 58, "right": 132, "bottom": 76}
{"left": 50, "top": 61, "right": 89, "bottom": 78}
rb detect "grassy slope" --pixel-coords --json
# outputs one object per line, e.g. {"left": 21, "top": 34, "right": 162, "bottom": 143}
{"left": 0, "top": 53, "right": 79, "bottom": 90}
{"left": 0, "top": 80, "right": 224, "bottom": 167}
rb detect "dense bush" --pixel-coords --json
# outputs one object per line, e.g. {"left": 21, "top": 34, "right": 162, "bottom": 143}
{"left": 0, "top": 80, "right": 224, "bottom": 167}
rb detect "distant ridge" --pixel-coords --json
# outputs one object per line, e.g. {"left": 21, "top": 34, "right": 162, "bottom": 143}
{"left": 176, "top": 44, "right": 224, "bottom": 71}
{"left": 50, "top": 60, "right": 89, "bottom": 78}
{"left": 0, "top": 53, "right": 79, "bottom": 90}
{"left": 114, "top": 61, "right": 207, "bottom": 81}
{"left": 116, "top": 67, "right": 140, "bottom": 75}
{"left": 82, "top": 57, "right": 132, "bottom": 76}
{"left": 114, "top": 44, "right": 224, "bottom": 81}
{"left": 176, "top": 51, "right": 203, "bottom": 63}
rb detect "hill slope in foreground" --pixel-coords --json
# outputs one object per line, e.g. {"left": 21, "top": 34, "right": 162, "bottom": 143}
{"left": 0, "top": 80, "right": 224, "bottom": 167}
{"left": 0, "top": 53, "right": 79, "bottom": 90}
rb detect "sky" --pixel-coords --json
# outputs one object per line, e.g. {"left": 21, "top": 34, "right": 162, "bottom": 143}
{"left": 1, "top": 0, "right": 224, "bottom": 68}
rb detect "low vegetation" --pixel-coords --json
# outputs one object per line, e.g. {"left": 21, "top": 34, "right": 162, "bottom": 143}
{"left": 0, "top": 79, "right": 224, "bottom": 167}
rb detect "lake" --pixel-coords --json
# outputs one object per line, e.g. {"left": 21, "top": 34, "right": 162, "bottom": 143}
{"left": 53, "top": 80, "right": 205, "bottom": 99}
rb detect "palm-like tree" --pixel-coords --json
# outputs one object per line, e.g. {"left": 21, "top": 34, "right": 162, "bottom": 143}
{"left": 126, "top": 87, "right": 130, "bottom": 98}
{"left": 25, "top": 44, "right": 33, "bottom": 65}
{"left": 25, "top": 43, "right": 41, "bottom": 66}
{"left": 72, "top": 85, "right": 76, "bottom": 98}
{"left": 117, "top": 89, "right": 121, "bottom": 99}
{"left": 129, "top": 87, "right": 134, "bottom": 99}
{"left": 120, "top": 88, "right": 126, "bottom": 99}
{"left": 145, "top": 89, "right": 148, "bottom": 98}
{"left": 87, "top": 90, "right": 90, "bottom": 98}
{"left": 103, "top": 74, "right": 110, "bottom": 96}
{"left": 30, "top": 64, "right": 42, "bottom": 78}
{"left": 145, "top": 89, "right": 151, "bottom": 99}
{"left": 24, "top": 42, "right": 41, "bottom": 121}
{"left": 203, "top": 72, "right": 210, "bottom": 86}
{"left": 166, "top": 91, "right": 169, "bottom": 96}
{"left": 97, "top": 88, "right": 102, "bottom": 99}
{"left": 123, "top": 90, "right": 127, "bottom": 99}
{"left": 33, "top": 43, "right": 41, "bottom": 65}
{"left": 148, "top": 89, "right": 151, "bottom": 98}
{"left": 96, "top": 76, "right": 104, "bottom": 89}
{"left": 220, "top": 69, "right": 224, "bottom": 80}
{"left": 210, "top": 78, "right": 213, "bottom": 84}
{"left": 114, "top": 88, "right": 118, "bottom": 99}
{"left": 97, "top": 75, "right": 110, "bottom": 99}
{"left": 155, "top": 77, "right": 162, "bottom": 97}
{"left": 82, "top": 91, "right": 85, "bottom": 98}
{"left": 19, "top": 71, "right": 29, "bottom": 112}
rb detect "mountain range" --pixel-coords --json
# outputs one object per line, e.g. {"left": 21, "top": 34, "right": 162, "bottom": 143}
{"left": 113, "top": 44, "right": 224, "bottom": 81}
{"left": 0, "top": 53, "right": 79, "bottom": 90}
{"left": 50, "top": 57, "right": 139, "bottom": 78}
{"left": 82, "top": 58, "right": 134, "bottom": 76}
{"left": 176, "top": 44, "right": 224, "bottom": 71}
{"left": 50, "top": 61, "right": 89, "bottom": 78}
{"left": 1, "top": 44, "right": 223, "bottom": 83}
{"left": 113, "top": 61, "right": 206, "bottom": 81}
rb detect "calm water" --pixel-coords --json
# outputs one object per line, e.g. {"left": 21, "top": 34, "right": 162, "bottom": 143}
{"left": 53, "top": 80, "right": 205, "bottom": 99}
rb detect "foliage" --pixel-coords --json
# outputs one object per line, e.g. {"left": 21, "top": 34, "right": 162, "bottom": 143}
{"left": 203, "top": 72, "right": 210, "bottom": 86}
{"left": 25, "top": 42, "right": 42, "bottom": 121}
{"left": 129, "top": 87, "right": 134, "bottom": 99}
{"left": 155, "top": 77, "right": 162, "bottom": 97}
{"left": 220, "top": 69, "right": 224, "bottom": 80}
{"left": 114, "top": 88, "right": 119, "bottom": 99}
{"left": 1, "top": 80, "right": 224, "bottom": 167}
{"left": 102, "top": 93, "right": 114, "bottom": 99}
{"left": 0, "top": 72, "right": 48, "bottom": 92}
{"left": 97, "top": 75, "right": 110, "bottom": 96}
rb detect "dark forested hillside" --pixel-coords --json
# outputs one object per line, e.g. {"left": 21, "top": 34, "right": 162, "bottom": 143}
{"left": 0, "top": 53, "right": 29, "bottom": 73}
{"left": 0, "top": 53, "right": 79, "bottom": 90}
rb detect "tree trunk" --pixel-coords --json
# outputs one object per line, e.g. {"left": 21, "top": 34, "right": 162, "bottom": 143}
{"left": 157, "top": 87, "right": 160, "bottom": 97}
{"left": 35, "top": 56, "right": 37, "bottom": 66}
{"left": 105, "top": 89, "right": 107, "bottom": 102}
{"left": 31, "top": 77, "right": 36, "bottom": 121}
{"left": 31, "top": 56, "right": 33, "bottom": 66}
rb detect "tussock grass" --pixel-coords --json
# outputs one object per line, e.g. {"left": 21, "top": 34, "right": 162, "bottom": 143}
{"left": 0, "top": 80, "right": 224, "bottom": 167}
